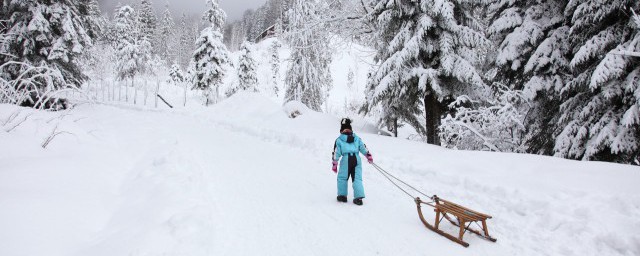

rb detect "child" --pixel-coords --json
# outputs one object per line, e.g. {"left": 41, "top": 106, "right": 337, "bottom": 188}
{"left": 332, "top": 118, "right": 373, "bottom": 205}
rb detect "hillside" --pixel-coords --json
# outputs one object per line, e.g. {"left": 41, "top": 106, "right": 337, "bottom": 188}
{"left": 1, "top": 92, "right": 638, "bottom": 256}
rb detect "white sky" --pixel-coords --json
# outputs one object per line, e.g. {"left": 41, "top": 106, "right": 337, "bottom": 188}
{"left": 98, "top": 0, "right": 268, "bottom": 21}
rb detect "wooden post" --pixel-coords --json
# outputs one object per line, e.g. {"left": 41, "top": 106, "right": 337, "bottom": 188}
{"left": 155, "top": 79, "right": 159, "bottom": 108}
{"left": 133, "top": 77, "right": 138, "bottom": 105}
{"left": 126, "top": 77, "right": 130, "bottom": 103}
{"left": 183, "top": 82, "right": 187, "bottom": 107}
{"left": 101, "top": 79, "right": 105, "bottom": 101}
{"left": 118, "top": 80, "right": 122, "bottom": 101}
{"left": 144, "top": 79, "right": 148, "bottom": 106}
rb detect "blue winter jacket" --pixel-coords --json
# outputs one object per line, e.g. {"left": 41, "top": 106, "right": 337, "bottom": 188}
{"left": 333, "top": 132, "right": 369, "bottom": 162}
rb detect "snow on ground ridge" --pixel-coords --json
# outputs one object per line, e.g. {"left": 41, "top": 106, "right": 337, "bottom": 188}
{"left": 1, "top": 93, "right": 640, "bottom": 256}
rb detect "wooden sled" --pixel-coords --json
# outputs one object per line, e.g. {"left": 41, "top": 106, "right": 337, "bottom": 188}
{"left": 415, "top": 196, "right": 497, "bottom": 247}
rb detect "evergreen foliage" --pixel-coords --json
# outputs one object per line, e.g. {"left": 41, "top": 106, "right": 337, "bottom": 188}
{"left": 283, "top": 0, "right": 332, "bottom": 112}
{"left": 362, "top": 0, "right": 490, "bottom": 144}
{"left": 189, "top": 0, "right": 230, "bottom": 105}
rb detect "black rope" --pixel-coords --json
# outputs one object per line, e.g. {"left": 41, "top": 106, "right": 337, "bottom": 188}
{"left": 370, "top": 163, "right": 434, "bottom": 200}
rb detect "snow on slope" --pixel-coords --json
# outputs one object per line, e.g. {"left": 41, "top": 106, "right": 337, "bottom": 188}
{"left": 1, "top": 93, "right": 639, "bottom": 256}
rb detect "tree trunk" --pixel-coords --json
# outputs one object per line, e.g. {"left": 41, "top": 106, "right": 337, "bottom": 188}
{"left": 393, "top": 117, "right": 398, "bottom": 138}
{"left": 155, "top": 79, "right": 159, "bottom": 108}
{"left": 424, "top": 92, "right": 441, "bottom": 145}
{"left": 183, "top": 82, "right": 187, "bottom": 107}
{"left": 133, "top": 78, "right": 138, "bottom": 105}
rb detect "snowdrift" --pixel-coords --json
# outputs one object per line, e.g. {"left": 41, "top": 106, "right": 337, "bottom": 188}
{"left": 1, "top": 93, "right": 639, "bottom": 256}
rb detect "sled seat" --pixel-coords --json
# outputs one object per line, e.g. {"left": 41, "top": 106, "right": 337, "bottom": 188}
{"left": 415, "top": 196, "right": 496, "bottom": 247}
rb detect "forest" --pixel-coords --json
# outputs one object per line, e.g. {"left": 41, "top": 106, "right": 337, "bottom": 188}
{"left": 1, "top": 0, "right": 639, "bottom": 165}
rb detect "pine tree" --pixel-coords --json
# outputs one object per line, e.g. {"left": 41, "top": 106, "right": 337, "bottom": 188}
{"left": 1, "top": 0, "right": 95, "bottom": 90}
{"left": 169, "top": 63, "right": 185, "bottom": 84}
{"left": 189, "top": 0, "right": 230, "bottom": 106}
{"left": 284, "top": 0, "right": 333, "bottom": 112}
{"left": 553, "top": 1, "right": 640, "bottom": 163}
{"left": 362, "top": 0, "right": 489, "bottom": 144}
{"left": 229, "top": 41, "right": 258, "bottom": 96}
{"left": 486, "top": 0, "right": 570, "bottom": 154}
{"left": 178, "top": 13, "right": 192, "bottom": 68}
{"left": 269, "top": 40, "right": 282, "bottom": 96}
{"left": 114, "top": 5, "right": 151, "bottom": 81}
{"left": 158, "top": 4, "right": 176, "bottom": 62}
{"left": 138, "top": 0, "right": 158, "bottom": 51}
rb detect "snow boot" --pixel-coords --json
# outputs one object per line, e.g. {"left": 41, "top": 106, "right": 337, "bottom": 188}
{"left": 353, "top": 197, "right": 363, "bottom": 206}
{"left": 337, "top": 195, "right": 347, "bottom": 203}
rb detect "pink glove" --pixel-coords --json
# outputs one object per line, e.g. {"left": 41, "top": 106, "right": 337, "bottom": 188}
{"left": 366, "top": 153, "right": 373, "bottom": 164}
{"left": 332, "top": 161, "right": 338, "bottom": 173}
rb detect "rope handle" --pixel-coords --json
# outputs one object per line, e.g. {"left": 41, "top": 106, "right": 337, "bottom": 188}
{"left": 370, "top": 162, "right": 435, "bottom": 201}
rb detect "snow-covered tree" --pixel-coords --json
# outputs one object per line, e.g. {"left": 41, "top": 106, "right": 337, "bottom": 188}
{"left": 486, "top": 0, "right": 571, "bottom": 154}
{"left": 1, "top": 0, "right": 95, "bottom": 91}
{"left": 362, "top": 0, "right": 490, "bottom": 144}
{"left": 440, "top": 84, "right": 528, "bottom": 152}
{"left": 553, "top": 2, "right": 640, "bottom": 163}
{"left": 158, "top": 4, "right": 176, "bottom": 63}
{"left": 177, "top": 13, "right": 195, "bottom": 68}
{"left": 168, "top": 63, "right": 185, "bottom": 84}
{"left": 284, "top": 0, "right": 333, "bottom": 111}
{"left": 269, "top": 40, "right": 282, "bottom": 96}
{"left": 114, "top": 5, "right": 150, "bottom": 80}
{"left": 228, "top": 41, "right": 258, "bottom": 96}
{"left": 138, "top": 0, "right": 157, "bottom": 51}
{"left": 189, "top": 0, "right": 230, "bottom": 105}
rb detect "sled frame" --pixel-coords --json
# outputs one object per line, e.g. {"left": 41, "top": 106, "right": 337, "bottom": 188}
{"left": 415, "top": 196, "right": 497, "bottom": 247}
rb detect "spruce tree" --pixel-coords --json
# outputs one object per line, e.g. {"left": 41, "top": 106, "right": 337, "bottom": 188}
{"left": 138, "top": 0, "right": 157, "bottom": 51}
{"left": 113, "top": 5, "right": 152, "bottom": 82}
{"left": 362, "top": 0, "right": 489, "bottom": 144}
{"left": 284, "top": 0, "right": 332, "bottom": 112}
{"left": 229, "top": 41, "right": 258, "bottom": 96}
{"left": 487, "top": 0, "right": 571, "bottom": 154}
{"left": 1, "top": 0, "right": 96, "bottom": 90}
{"left": 553, "top": 1, "right": 640, "bottom": 163}
{"left": 269, "top": 40, "right": 282, "bottom": 96}
{"left": 189, "top": 0, "right": 230, "bottom": 106}
{"left": 159, "top": 4, "right": 176, "bottom": 62}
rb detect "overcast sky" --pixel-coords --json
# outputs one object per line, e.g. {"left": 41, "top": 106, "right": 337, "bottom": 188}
{"left": 98, "top": 0, "right": 268, "bottom": 21}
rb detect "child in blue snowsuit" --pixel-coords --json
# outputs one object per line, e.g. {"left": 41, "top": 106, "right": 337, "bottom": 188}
{"left": 332, "top": 118, "right": 373, "bottom": 205}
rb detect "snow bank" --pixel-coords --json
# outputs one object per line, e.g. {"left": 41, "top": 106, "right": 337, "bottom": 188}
{"left": 1, "top": 93, "right": 639, "bottom": 256}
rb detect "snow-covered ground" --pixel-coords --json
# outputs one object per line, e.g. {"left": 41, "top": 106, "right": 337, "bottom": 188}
{"left": 1, "top": 92, "right": 639, "bottom": 256}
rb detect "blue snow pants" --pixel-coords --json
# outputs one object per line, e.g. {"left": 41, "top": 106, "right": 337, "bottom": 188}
{"left": 337, "top": 153, "right": 365, "bottom": 198}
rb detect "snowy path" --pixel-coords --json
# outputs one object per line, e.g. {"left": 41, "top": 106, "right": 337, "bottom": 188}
{"left": 1, "top": 94, "right": 639, "bottom": 256}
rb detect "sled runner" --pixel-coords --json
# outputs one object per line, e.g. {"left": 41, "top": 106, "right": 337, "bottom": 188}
{"left": 415, "top": 196, "right": 496, "bottom": 247}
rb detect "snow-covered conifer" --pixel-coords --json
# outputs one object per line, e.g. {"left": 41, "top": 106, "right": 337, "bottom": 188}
{"left": 486, "top": 0, "right": 571, "bottom": 154}
{"left": 169, "top": 64, "right": 185, "bottom": 84}
{"left": 553, "top": 2, "right": 640, "bottom": 163}
{"left": 138, "top": 0, "right": 157, "bottom": 50}
{"left": 362, "top": 0, "right": 490, "bottom": 144}
{"left": 284, "top": 0, "right": 333, "bottom": 111}
{"left": 189, "top": 0, "right": 230, "bottom": 105}
{"left": 228, "top": 41, "right": 258, "bottom": 96}
{"left": 269, "top": 40, "right": 282, "bottom": 96}
{"left": 1, "top": 0, "right": 95, "bottom": 90}
{"left": 158, "top": 4, "right": 176, "bottom": 62}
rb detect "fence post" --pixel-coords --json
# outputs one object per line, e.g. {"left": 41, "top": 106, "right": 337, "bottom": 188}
{"left": 134, "top": 77, "right": 138, "bottom": 105}
{"left": 183, "top": 82, "right": 187, "bottom": 107}
{"left": 118, "top": 80, "right": 122, "bottom": 101}
{"left": 144, "top": 79, "right": 148, "bottom": 106}
{"left": 155, "top": 79, "right": 159, "bottom": 108}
